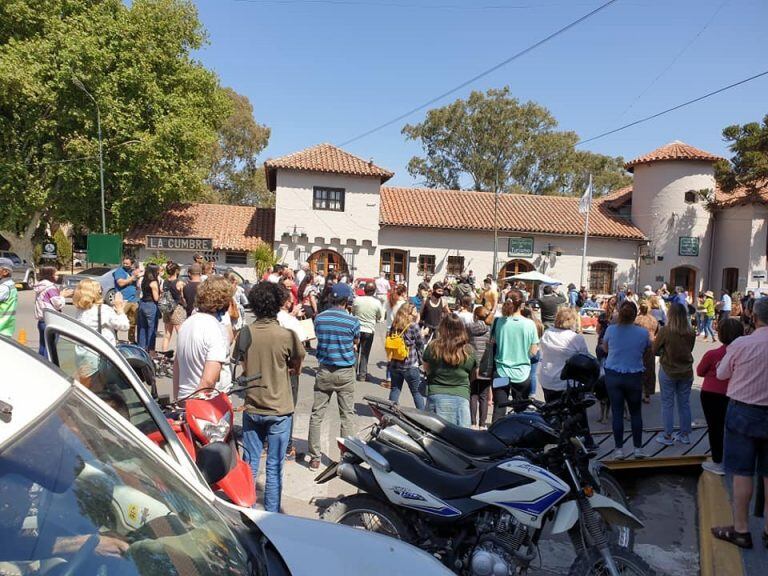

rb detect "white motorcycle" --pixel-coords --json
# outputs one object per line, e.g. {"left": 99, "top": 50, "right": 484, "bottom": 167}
{"left": 317, "top": 432, "right": 655, "bottom": 576}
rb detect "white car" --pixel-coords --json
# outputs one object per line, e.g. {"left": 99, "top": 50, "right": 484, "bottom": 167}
{"left": 0, "top": 320, "right": 452, "bottom": 575}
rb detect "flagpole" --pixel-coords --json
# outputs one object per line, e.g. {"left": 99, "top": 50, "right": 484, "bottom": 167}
{"left": 579, "top": 174, "right": 592, "bottom": 290}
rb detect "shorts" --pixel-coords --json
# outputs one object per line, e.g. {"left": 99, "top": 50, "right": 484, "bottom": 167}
{"left": 724, "top": 400, "right": 768, "bottom": 477}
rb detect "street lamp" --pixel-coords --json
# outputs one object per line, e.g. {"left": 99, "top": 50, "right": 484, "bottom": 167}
{"left": 72, "top": 76, "right": 106, "bottom": 234}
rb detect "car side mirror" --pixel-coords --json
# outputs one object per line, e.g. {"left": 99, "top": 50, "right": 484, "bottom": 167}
{"left": 195, "top": 441, "right": 234, "bottom": 485}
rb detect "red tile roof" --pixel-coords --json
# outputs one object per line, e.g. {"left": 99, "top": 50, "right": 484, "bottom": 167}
{"left": 625, "top": 141, "right": 724, "bottom": 172}
{"left": 379, "top": 187, "right": 645, "bottom": 240}
{"left": 124, "top": 202, "right": 275, "bottom": 251}
{"left": 597, "top": 185, "right": 633, "bottom": 209}
{"left": 264, "top": 143, "right": 394, "bottom": 190}
{"left": 713, "top": 180, "right": 768, "bottom": 208}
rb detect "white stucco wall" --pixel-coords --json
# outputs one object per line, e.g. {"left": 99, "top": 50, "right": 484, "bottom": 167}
{"left": 273, "top": 169, "right": 382, "bottom": 272}
{"left": 711, "top": 204, "right": 768, "bottom": 292}
{"left": 631, "top": 161, "right": 715, "bottom": 294}
{"left": 377, "top": 227, "right": 640, "bottom": 294}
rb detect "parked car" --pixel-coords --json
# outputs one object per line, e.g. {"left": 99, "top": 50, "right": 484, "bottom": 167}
{"left": 180, "top": 265, "right": 252, "bottom": 304}
{"left": 0, "top": 322, "right": 453, "bottom": 575}
{"left": 0, "top": 250, "right": 35, "bottom": 289}
{"left": 62, "top": 266, "right": 118, "bottom": 304}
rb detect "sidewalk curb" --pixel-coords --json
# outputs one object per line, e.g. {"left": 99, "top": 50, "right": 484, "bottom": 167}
{"left": 698, "top": 471, "right": 744, "bottom": 576}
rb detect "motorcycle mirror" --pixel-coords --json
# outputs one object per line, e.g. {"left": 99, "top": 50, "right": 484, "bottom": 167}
{"left": 195, "top": 442, "right": 234, "bottom": 485}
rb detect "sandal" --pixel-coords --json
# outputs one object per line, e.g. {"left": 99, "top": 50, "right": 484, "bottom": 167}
{"left": 711, "top": 526, "right": 753, "bottom": 549}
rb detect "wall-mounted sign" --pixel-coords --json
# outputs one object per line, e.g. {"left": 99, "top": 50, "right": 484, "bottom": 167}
{"left": 678, "top": 236, "right": 699, "bottom": 257}
{"left": 507, "top": 237, "right": 534, "bottom": 258}
{"left": 146, "top": 236, "right": 213, "bottom": 252}
{"left": 40, "top": 238, "right": 57, "bottom": 260}
{"left": 753, "top": 270, "right": 767, "bottom": 280}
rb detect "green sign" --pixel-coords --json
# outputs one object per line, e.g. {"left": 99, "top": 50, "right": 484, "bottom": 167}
{"left": 87, "top": 233, "right": 123, "bottom": 265}
{"left": 507, "top": 237, "right": 534, "bottom": 257}
{"left": 678, "top": 236, "right": 699, "bottom": 257}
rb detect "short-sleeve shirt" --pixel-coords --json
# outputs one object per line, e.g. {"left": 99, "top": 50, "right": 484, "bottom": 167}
{"left": 352, "top": 295, "right": 384, "bottom": 334}
{"left": 112, "top": 267, "right": 138, "bottom": 302}
{"left": 721, "top": 294, "right": 732, "bottom": 312}
{"left": 176, "top": 313, "right": 229, "bottom": 398}
{"left": 314, "top": 308, "right": 361, "bottom": 367}
{"left": 423, "top": 345, "right": 476, "bottom": 399}
{"left": 493, "top": 316, "right": 540, "bottom": 382}
{"left": 603, "top": 324, "right": 649, "bottom": 374}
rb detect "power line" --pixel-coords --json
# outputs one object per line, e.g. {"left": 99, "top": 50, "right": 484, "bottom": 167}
{"left": 234, "top": 0, "right": 596, "bottom": 11}
{"left": 577, "top": 69, "right": 768, "bottom": 146}
{"left": 337, "top": 0, "right": 620, "bottom": 146}
{"left": 613, "top": 0, "right": 731, "bottom": 121}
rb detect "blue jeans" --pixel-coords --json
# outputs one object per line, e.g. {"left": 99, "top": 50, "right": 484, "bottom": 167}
{"left": 658, "top": 368, "right": 693, "bottom": 437}
{"left": 389, "top": 366, "right": 425, "bottom": 410}
{"left": 242, "top": 412, "right": 292, "bottom": 512}
{"left": 724, "top": 400, "right": 768, "bottom": 476}
{"left": 529, "top": 351, "right": 541, "bottom": 395}
{"left": 604, "top": 369, "right": 644, "bottom": 449}
{"left": 699, "top": 316, "right": 714, "bottom": 339}
{"left": 137, "top": 301, "right": 159, "bottom": 351}
{"left": 427, "top": 394, "right": 471, "bottom": 427}
{"left": 37, "top": 319, "right": 47, "bottom": 357}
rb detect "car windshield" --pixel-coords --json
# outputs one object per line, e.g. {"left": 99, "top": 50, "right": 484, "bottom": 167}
{"left": 81, "top": 267, "right": 112, "bottom": 276}
{"left": 0, "top": 389, "right": 254, "bottom": 576}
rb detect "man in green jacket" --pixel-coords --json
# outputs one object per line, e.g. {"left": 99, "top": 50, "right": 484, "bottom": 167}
{"left": 0, "top": 258, "right": 18, "bottom": 338}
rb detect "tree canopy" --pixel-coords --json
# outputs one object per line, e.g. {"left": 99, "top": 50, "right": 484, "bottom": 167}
{"left": 715, "top": 114, "right": 768, "bottom": 193}
{"left": 206, "top": 87, "right": 272, "bottom": 207}
{"left": 0, "top": 0, "right": 241, "bottom": 257}
{"left": 402, "top": 87, "right": 631, "bottom": 197}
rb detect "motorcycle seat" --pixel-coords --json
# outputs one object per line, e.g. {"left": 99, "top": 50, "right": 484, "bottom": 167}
{"left": 370, "top": 440, "right": 484, "bottom": 500}
{"left": 399, "top": 407, "right": 507, "bottom": 456}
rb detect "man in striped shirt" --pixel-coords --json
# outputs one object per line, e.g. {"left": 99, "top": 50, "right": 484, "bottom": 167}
{"left": 712, "top": 297, "right": 768, "bottom": 549}
{"left": 307, "top": 282, "right": 360, "bottom": 469}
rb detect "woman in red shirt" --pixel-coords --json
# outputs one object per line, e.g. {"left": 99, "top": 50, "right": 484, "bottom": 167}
{"left": 697, "top": 318, "right": 744, "bottom": 475}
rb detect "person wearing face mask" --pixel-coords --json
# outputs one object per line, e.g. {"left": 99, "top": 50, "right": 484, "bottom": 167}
{"left": 113, "top": 256, "right": 140, "bottom": 342}
{"left": 420, "top": 282, "right": 449, "bottom": 342}
{"left": 173, "top": 276, "right": 233, "bottom": 400}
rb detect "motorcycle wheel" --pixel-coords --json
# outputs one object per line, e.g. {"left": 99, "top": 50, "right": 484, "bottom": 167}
{"left": 569, "top": 470, "right": 635, "bottom": 552}
{"left": 322, "top": 494, "right": 414, "bottom": 542}
{"left": 568, "top": 544, "right": 655, "bottom": 576}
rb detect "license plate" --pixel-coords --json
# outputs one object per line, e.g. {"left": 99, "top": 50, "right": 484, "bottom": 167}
{"left": 314, "top": 461, "right": 339, "bottom": 484}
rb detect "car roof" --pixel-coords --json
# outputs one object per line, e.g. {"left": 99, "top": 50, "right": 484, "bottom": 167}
{"left": 0, "top": 338, "right": 71, "bottom": 444}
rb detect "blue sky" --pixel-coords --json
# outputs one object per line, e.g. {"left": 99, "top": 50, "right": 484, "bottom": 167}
{"left": 193, "top": 0, "right": 767, "bottom": 188}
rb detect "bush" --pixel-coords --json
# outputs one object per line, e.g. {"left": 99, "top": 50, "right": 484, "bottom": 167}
{"left": 54, "top": 229, "right": 72, "bottom": 268}
{"left": 144, "top": 252, "right": 169, "bottom": 268}
{"left": 250, "top": 243, "right": 277, "bottom": 278}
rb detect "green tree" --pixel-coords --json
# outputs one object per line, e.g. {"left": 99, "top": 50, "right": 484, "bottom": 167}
{"left": 715, "top": 114, "right": 768, "bottom": 193}
{"left": 402, "top": 87, "right": 630, "bottom": 196}
{"left": 207, "top": 87, "right": 272, "bottom": 207}
{"left": 0, "top": 0, "right": 231, "bottom": 261}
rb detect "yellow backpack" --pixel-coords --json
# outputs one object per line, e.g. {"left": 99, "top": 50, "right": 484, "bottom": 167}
{"left": 385, "top": 328, "right": 409, "bottom": 361}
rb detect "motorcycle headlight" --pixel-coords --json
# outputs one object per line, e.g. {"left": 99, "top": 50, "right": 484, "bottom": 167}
{"left": 195, "top": 414, "right": 231, "bottom": 443}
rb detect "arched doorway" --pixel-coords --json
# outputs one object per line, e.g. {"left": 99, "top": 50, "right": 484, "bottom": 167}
{"left": 499, "top": 259, "right": 534, "bottom": 283}
{"left": 308, "top": 249, "right": 348, "bottom": 277}
{"left": 670, "top": 266, "right": 697, "bottom": 297}
{"left": 499, "top": 259, "right": 535, "bottom": 293}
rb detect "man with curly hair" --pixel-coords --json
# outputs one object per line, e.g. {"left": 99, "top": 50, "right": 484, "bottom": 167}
{"left": 235, "top": 281, "right": 305, "bottom": 512}
{"left": 174, "top": 276, "right": 233, "bottom": 400}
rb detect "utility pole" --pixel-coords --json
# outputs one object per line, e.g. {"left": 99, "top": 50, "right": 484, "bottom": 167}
{"left": 73, "top": 76, "right": 106, "bottom": 234}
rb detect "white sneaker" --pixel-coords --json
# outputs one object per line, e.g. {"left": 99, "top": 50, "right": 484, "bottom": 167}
{"left": 613, "top": 448, "right": 626, "bottom": 460}
{"left": 701, "top": 461, "right": 725, "bottom": 476}
{"left": 634, "top": 448, "right": 647, "bottom": 459}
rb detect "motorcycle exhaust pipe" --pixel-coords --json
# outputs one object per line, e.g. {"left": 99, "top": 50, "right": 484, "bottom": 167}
{"left": 377, "top": 426, "right": 429, "bottom": 460}
{"left": 337, "top": 463, "right": 386, "bottom": 499}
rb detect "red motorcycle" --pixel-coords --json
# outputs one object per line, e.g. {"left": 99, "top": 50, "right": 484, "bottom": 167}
{"left": 148, "top": 374, "right": 261, "bottom": 508}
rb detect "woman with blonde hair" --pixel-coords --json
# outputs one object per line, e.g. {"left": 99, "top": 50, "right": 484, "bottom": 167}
{"left": 648, "top": 294, "right": 667, "bottom": 326}
{"left": 388, "top": 303, "right": 426, "bottom": 409}
{"left": 422, "top": 314, "right": 476, "bottom": 426}
{"left": 653, "top": 302, "right": 696, "bottom": 446}
{"left": 538, "top": 307, "right": 589, "bottom": 400}
{"left": 72, "top": 278, "right": 129, "bottom": 387}
{"left": 635, "top": 300, "right": 659, "bottom": 403}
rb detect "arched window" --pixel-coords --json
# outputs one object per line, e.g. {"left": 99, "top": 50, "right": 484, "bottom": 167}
{"left": 588, "top": 262, "right": 615, "bottom": 294}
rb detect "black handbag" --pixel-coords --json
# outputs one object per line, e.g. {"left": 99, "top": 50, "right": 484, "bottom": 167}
{"left": 478, "top": 318, "right": 497, "bottom": 378}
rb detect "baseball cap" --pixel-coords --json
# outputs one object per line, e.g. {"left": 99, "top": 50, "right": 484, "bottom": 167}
{"left": 331, "top": 282, "right": 353, "bottom": 300}
{"left": 0, "top": 258, "right": 13, "bottom": 271}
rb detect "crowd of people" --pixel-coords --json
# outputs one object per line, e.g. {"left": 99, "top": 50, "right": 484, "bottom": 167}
{"left": 7, "top": 252, "right": 767, "bottom": 536}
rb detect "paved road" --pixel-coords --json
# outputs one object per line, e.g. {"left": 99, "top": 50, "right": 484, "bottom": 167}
{"left": 14, "top": 289, "right": 709, "bottom": 574}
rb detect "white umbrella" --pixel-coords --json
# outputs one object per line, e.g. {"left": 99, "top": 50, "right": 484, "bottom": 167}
{"left": 504, "top": 271, "right": 562, "bottom": 285}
